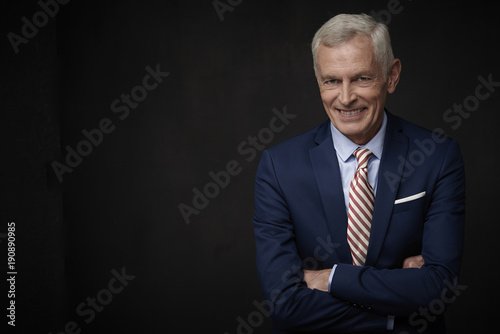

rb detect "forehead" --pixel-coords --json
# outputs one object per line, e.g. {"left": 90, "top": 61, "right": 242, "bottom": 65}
{"left": 316, "top": 35, "right": 380, "bottom": 76}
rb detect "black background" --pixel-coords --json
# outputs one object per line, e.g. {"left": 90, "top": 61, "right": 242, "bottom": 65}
{"left": 1, "top": 0, "right": 499, "bottom": 333}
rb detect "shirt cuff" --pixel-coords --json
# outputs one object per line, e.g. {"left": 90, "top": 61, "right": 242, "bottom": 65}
{"left": 387, "top": 315, "right": 395, "bottom": 330}
{"left": 327, "top": 264, "right": 338, "bottom": 293}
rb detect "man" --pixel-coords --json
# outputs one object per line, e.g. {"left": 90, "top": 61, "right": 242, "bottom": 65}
{"left": 253, "top": 13, "right": 465, "bottom": 333}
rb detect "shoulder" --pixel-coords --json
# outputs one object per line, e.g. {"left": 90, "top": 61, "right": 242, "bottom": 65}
{"left": 255, "top": 120, "right": 331, "bottom": 171}
{"left": 389, "top": 112, "right": 457, "bottom": 146}
{"left": 266, "top": 120, "right": 330, "bottom": 155}
{"left": 388, "top": 112, "right": 463, "bottom": 167}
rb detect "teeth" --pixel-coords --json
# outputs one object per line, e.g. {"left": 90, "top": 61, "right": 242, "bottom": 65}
{"left": 338, "top": 108, "right": 364, "bottom": 115}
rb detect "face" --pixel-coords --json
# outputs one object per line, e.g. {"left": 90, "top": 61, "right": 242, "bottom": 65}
{"left": 315, "top": 34, "right": 401, "bottom": 145}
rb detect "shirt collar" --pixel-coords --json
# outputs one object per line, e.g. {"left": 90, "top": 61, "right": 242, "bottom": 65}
{"left": 330, "top": 111, "right": 387, "bottom": 162}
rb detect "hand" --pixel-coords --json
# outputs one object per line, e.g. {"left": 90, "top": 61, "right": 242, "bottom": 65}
{"left": 303, "top": 268, "right": 332, "bottom": 292}
{"left": 402, "top": 254, "right": 425, "bottom": 269}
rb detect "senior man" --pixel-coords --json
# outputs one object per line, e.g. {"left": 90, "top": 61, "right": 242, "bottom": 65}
{"left": 253, "top": 13, "right": 465, "bottom": 333}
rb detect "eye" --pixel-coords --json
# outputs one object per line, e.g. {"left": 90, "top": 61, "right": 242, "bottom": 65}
{"left": 357, "top": 77, "right": 370, "bottom": 82}
{"left": 325, "top": 79, "right": 340, "bottom": 85}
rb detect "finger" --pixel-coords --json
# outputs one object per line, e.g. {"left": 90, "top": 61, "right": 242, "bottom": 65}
{"left": 302, "top": 270, "right": 316, "bottom": 282}
{"left": 403, "top": 259, "right": 416, "bottom": 268}
{"left": 404, "top": 259, "right": 424, "bottom": 269}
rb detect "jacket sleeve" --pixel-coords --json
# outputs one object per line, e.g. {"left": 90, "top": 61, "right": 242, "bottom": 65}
{"left": 329, "top": 139, "right": 466, "bottom": 316}
{"left": 253, "top": 150, "right": 388, "bottom": 332}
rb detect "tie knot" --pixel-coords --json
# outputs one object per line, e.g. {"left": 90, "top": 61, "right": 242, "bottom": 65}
{"left": 354, "top": 148, "right": 372, "bottom": 169}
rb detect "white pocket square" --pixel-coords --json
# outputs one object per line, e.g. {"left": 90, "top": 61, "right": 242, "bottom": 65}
{"left": 394, "top": 191, "right": 426, "bottom": 204}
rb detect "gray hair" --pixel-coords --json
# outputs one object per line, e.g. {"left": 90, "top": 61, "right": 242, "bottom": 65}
{"left": 312, "top": 13, "right": 394, "bottom": 77}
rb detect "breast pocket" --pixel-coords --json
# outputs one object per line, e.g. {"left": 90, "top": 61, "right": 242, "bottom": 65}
{"left": 385, "top": 194, "right": 428, "bottom": 260}
{"left": 392, "top": 193, "right": 427, "bottom": 214}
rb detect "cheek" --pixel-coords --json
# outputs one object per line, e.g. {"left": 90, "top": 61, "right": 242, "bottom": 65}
{"left": 358, "top": 90, "right": 382, "bottom": 107}
{"left": 320, "top": 91, "right": 337, "bottom": 105}
{"left": 363, "top": 85, "right": 386, "bottom": 102}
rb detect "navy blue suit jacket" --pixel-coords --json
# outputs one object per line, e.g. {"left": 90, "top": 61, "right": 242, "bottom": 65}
{"left": 253, "top": 112, "right": 465, "bottom": 333}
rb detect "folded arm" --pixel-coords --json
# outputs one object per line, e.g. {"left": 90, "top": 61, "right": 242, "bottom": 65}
{"left": 305, "top": 140, "right": 465, "bottom": 316}
{"left": 253, "top": 150, "right": 388, "bottom": 332}
{"left": 328, "top": 139, "right": 465, "bottom": 316}
{"left": 303, "top": 254, "right": 425, "bottom": 292}
{"left": 253, "top": 216, "right": 388, "bottom": 332}
{"left": 253, "top": 138, "right": 464, "bottom": 329}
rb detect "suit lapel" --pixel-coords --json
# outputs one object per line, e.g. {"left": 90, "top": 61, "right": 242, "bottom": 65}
{"left": 309, "top": 122, "right": 352, "bottom": 264}
{"left": 365, "top": 113, "right": 409, "bottom": 267}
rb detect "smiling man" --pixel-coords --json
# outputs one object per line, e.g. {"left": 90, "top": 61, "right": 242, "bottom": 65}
{"left": 315, "top": 32, "right": 398, "bottom": 146}
{"left": 253, "top": 13, "right": 465, "bottom": 333}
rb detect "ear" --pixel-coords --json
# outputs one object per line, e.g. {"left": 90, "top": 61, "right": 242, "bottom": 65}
{"left": 386, "top": 59, "right": 401, "bottom": 94}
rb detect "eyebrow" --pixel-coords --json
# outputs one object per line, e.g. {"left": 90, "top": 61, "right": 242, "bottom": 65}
{"left": 321, "top": 70, "right": 375, "bottom": 80}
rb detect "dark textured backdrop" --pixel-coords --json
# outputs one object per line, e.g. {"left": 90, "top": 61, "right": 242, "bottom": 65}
{"left": 1, "top": 0, "right": 499, "bottom": 333}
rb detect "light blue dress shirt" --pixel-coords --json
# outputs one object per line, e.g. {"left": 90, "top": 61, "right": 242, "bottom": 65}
{"left": 330, "top": 112, "right": 387, "bottom": 211}
{"left": 325, "top": 112, "right": 394, "bottom": 329}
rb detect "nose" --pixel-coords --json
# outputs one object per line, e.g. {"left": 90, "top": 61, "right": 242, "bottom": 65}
{"left": 338, "top": 82, "right": 357, "bottom": 106}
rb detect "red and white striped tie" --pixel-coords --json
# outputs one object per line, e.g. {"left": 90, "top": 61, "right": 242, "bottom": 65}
{"left": 347, "top": 148, "right": 374, "bottom": 266}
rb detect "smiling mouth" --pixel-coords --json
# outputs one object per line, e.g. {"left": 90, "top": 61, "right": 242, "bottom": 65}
{"left": 336, "top": 107, "right": 366, "bottom": 116}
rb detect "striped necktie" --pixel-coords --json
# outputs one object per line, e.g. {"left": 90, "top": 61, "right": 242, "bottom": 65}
{"left": 347, "top": 148, "right": 374, "bottom": 266}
